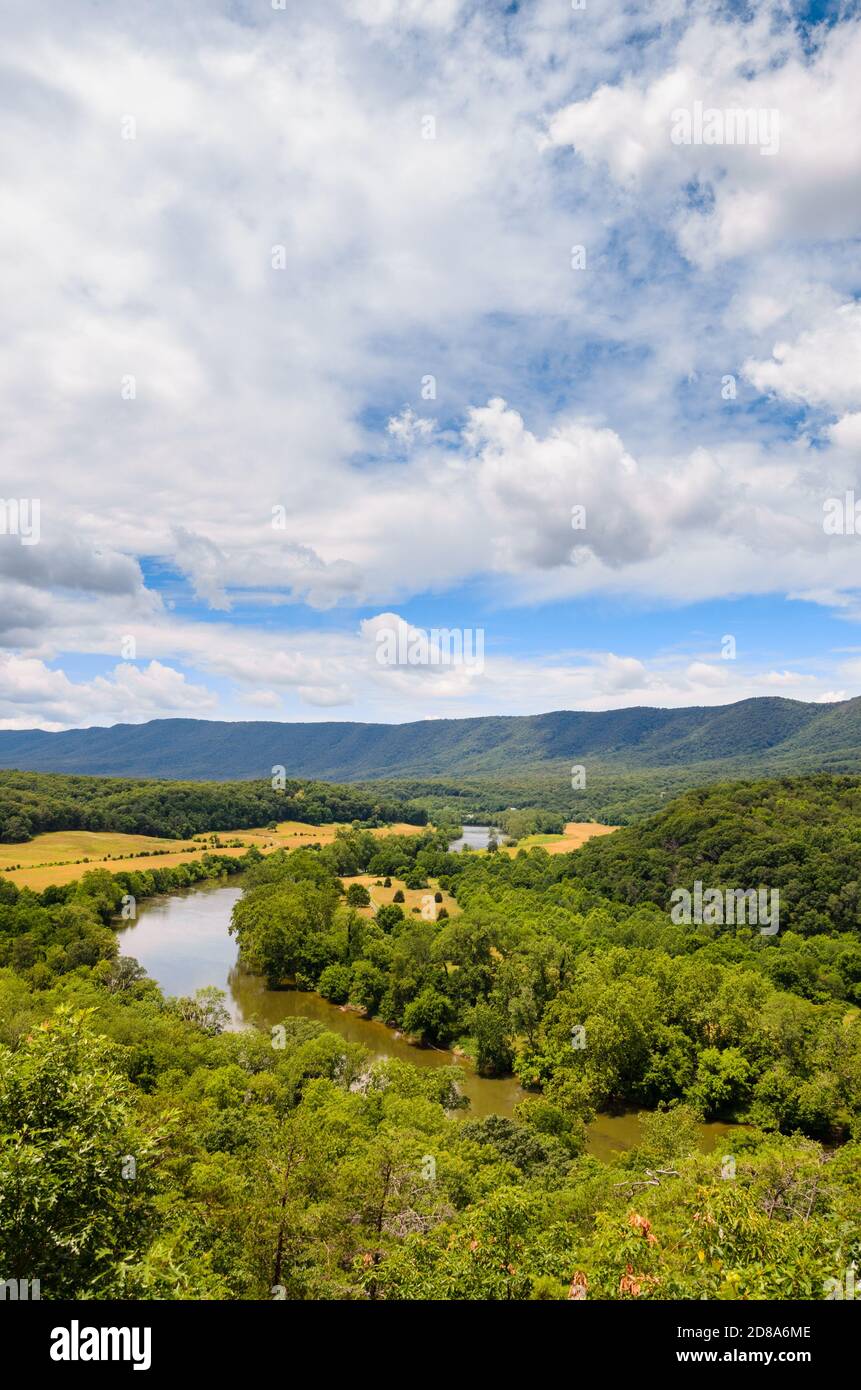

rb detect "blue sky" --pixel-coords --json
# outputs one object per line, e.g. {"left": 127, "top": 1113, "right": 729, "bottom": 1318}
{"left": 2, "top": 0, "right": 861, "bottom": 728}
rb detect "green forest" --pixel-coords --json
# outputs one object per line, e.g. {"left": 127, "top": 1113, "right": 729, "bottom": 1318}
{"left": 0, "top": 769, "right": 426, "bottom": 843}
{"left": 1, "top": 774, "right": 859, "bottom": 1299}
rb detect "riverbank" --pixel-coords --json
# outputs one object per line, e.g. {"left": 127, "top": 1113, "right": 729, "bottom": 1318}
{"left": 119, "top": 877, "right": 738, "bottom": 1158}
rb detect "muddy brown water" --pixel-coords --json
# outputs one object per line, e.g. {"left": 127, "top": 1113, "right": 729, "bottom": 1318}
{"left": 118, "top": 877, "right": 736, "bottom": 1160}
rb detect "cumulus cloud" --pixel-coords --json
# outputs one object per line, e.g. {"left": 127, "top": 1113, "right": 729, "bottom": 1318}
{"left": 599, "top": 654, "right": 649, "bottom": 692}
{"left": 0, "top": 656, "right": 215, "bottom": 730}
{"left": 359, "top": 612, "right": 486, "bottom": 699}
{"left": 386, "top": 407, "right": 436, "bottom": 449}
{"left": 759, "top": 670, "right": 816, "bottom": 687}
{"left": 170, "top": 527, "right": 365, "bottom": 611}
{"left": 685, "top": 661, "right": 728, "bottom": 688}
{"left": 0, "top": 534, "right": 143, "bottom": 596}
{"left": 462, "top": 397, "right": 750, "bottom": 573}
{"left": 545, "top": 13, "right": 861, "bottom": 267}
{"left": 2, "top": 1, "right": 861, "bottom": 726}
{"left": 744, "top": 303, "right": 861, "bottom": 413}
{"left": 828, "top": 413, "right": 861, "bottom": 451}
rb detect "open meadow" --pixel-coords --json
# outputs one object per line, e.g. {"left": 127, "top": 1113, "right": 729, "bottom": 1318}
{"left": 506, "top": 820, "right": 618, "bottom": 854}
{"left": 0, "top": 820, "right": 426, "bottom": 890}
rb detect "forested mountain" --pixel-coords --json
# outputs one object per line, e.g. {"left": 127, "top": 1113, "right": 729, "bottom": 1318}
{"left": 3, "top": 695, "right": 861, "bottom": 784}
{"left": 571, "top": 773, "right": 861, "bottom": 935}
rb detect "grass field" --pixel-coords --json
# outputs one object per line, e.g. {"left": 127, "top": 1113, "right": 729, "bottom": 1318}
{"left": 0, "top": 819, "right": 614, "bottom": 891}
{"left": 506, "top": 821, "right": 618, "bottom": 854}
{"left": 0, "top": 829, "right": 198, "bottom": 871}
{"left": 347, "top": 872, "right": 461, "bottom": 920}
{"left": 0, "top": 821, "right": 426, "bottom": 891}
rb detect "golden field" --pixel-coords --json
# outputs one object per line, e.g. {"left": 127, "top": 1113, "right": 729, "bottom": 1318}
{"left": 502, "top": 820, "right": 618, "bottom": 854}
{"left": 0, "top": 818, "right": 615, "bottom": 892}
{"left": 0, "top": 821, "right": 426, "bottom": 891}
{"left": 347, "top": 872, "right": 461, "bottom": 920}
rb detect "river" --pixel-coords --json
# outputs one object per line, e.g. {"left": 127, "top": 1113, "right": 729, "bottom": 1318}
{"left": 447, "top": 825, "right": 500, "bottom": 852}
{"left": 117, "top": 873, "right": 736, "bottom": 1160}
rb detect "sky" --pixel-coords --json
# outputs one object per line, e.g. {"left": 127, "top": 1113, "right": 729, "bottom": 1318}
{"left": 2, "top": 0, "right": 861, "bottom": 729}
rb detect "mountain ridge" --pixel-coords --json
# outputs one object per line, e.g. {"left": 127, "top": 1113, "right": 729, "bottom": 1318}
{"left": 1, "top": 695, "right": 860, "bottom": 781}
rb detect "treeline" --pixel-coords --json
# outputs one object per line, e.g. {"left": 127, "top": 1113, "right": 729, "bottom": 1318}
{"left": 0, "top": 769, "right": 427, "bottom": 843}
{"left": 364, "top": 764, "right": 730, "bottom": 827}
{"left": 496, "top": 808, "right": 565, "bottom": 839}
{"left": 369, "top": 759, "right": 861, "bottom": 829}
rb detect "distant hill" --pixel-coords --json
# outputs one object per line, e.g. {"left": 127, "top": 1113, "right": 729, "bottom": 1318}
{"left": 1, "top": 696, "right": 861, "bottom": 785}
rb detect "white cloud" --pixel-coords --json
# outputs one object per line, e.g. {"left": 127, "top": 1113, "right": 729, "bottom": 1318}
{"left": 828, "top": 413, "right": 861, "bottom": 451}
{"left": 599, "top": 654, "right": 649, "bottom": 693}
{"left": 685, "top": 661, "right": 728, "bottom": 688}
{"left": 545, "top": 15, "right": 861, "bottom": 268}
{"left": 744, "top": 303, "right": 861, "bottom": 413}
{"left": 0, "top": 656, "right": 215, "bottom": 730}
{"left": 297, "top": 684, "right": 355, "bottom": 707}
{"left": 759, "top": 670, "right": 816, "bottom": 687}
{"left": 386, "top": 407, "right": 436, "bottom": 449}
{"left": 347, "top": 0, "right": 463, "bottom": 30}
{"left": 2, "top": 2, "right": 861, "bottom": 729}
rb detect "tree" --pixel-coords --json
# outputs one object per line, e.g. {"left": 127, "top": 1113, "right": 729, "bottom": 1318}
{"left": 350, "top": 960, "right": 388, "bottom": 1014}
{"left": 0, "top": 813, "right": 33, "bottom": 843}
{"left": 466, "top": 1001, "right": 514, "bottom": 1076}
{"left": 402, "top": 988, "right": 455, "bottom": 1045}
{"left": 170, "top": 986, "right": 230, "bottom": 1035}
{"left": 375, "top": 903, "right": 404, "bottom": 932}
{"left": 345, "top": 883, "right": 371, "bottom": 907}
{"left": 93, "top": 955, "right": 148, "bottom": 994}
{"left": 318, "top": 964, "right": 353, "bottom": 1004}
{"left": 687, "top": 1047, "right": 752, "bottom": 1116}
{"left": 0, "top": 1007, "right": 161, "bottom": 1297}
{"left": 230, "top": 879, "right": 340, "bottom": 987}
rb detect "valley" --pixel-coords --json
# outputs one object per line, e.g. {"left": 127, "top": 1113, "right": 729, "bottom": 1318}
{"left": 2, "top": 764, "right": 859, "bottom": 1301}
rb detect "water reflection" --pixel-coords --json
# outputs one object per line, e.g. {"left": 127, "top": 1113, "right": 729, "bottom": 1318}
{"left": 447, "top": 825, "right": 500, "bottom": 852}
{"left": 119, "top": 879, "right": 736, "bottom": 1152}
